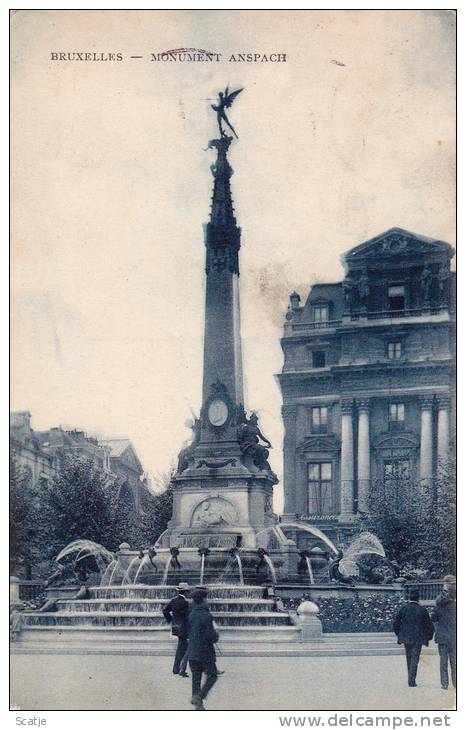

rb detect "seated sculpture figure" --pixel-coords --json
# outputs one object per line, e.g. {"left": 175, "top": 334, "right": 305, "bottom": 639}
{"left": 177, "top": 418, "right": 201, "bottom": 473}
{"left": 237, "top": 411, "right": 273, "bottom": 472}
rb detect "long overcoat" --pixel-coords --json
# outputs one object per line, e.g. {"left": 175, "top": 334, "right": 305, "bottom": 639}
{"left": 393, "top": 601, "right": 434, "bottom": 645}
{"left": 431, "top": 593, "right": 456, "bottom": 645}
{"left": 162, "top": 594, "right": 190, "bottom": 639}
{"left": 187, "top": 604, "right": 219, "bottom": 662}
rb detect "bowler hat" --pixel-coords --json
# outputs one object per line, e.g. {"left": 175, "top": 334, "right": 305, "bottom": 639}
{"left": 177, "top": 582, "right": 189, "bottom": 591}
{"left": 443, "top": 575, "right": 456, "bottom": 583}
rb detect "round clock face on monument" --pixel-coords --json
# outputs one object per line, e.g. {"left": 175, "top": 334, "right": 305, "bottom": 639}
{"left": 208, "top": 398, "right": 229, "bottom": 427}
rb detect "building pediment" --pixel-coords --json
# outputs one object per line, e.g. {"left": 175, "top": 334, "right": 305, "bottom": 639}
{"left": 344, "top": 228, "right": 454, "bottom": 263}
{"left": 119, "top": 446, "right": 143, "bottom": 473}
{"left": 373, "top": 432, "right": 419, "bottom": 450}
{"left": 297, "top": 434, "right": 340, "bottom": 452}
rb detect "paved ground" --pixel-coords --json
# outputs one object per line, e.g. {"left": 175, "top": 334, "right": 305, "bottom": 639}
{"left": 10, "top": 652, "right": 456, "bottom": 712}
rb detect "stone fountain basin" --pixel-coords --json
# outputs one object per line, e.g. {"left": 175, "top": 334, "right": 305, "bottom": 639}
{"left": 111, "top": 547, "right": 284, "bottom": 584}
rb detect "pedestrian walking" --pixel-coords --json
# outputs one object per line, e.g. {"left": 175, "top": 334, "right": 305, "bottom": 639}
{"left": 393, "top": 586, "right": 434, "bottom": 687}
{"left": 187, "top": 586, "right": 219, "bottom": 711}
{"left": 431, "top": 575, "right": 456, "bottom": 690}
{"left": 163, "top": 582, "right": 190, "bottom": 677}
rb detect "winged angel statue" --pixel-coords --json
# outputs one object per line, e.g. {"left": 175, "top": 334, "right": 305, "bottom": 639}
{"left": 211, "top": 86, "right": 243, "bottom": 138}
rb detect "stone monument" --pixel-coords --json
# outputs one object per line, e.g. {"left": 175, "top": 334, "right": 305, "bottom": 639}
{"left": 164, "top": 88, "right": 278, "bottom": 550}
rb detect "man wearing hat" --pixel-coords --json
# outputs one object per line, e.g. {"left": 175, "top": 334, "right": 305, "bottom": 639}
{"left": 431, "top": 575, "right": 456, "bottom": 690}
{"left": 163, "top": 582, "right": 190, "bottom": 677}
{"left": 393, "top": 587, "right": 435, "bottom": 687}
{"left": 187, "top": 586, "right": 219, "bottom": 710}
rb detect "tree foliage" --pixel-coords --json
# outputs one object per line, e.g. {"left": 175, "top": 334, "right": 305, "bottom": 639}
{"left": 37, "top": 454, "right": 131, "bottom": 564}
{"left": 361, "top": 458, "right": 456, "bottom": 577}
{"left": 419, "top": 459, "right": 456, "bottom": 576}
{"left": 9, "top": 452, "right": 41, "bottom": 578}
{"left": 130, "top": 480, "right": 174, "bottom": 547}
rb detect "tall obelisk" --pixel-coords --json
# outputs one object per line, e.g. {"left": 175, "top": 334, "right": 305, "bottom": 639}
{"left": 166, "top": 89, "right": 278, "bottom": 549}
{"left": 197, "top": 134, "right": 244, "bottom": 454}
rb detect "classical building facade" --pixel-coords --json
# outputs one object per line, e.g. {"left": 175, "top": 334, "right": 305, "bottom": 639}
{"left": 101, "top": 439, "right": 145, "bottom": 513}
{"left": 277, "top": 228, "right": 455, "bottom": 548}
{"left": 10, "top": 412, "right": 146, "bottom": 514}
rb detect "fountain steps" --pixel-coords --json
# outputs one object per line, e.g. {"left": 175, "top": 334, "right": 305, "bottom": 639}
{"left": 11, "top": 631, "right": 417, "bottom": 657}
{"left": 22, "top": 611, "right": 291, "bottom": 627}
{"left": 56, "top": 599, "right": 276, "bottom": 612}
{"left": 18, "top": 583, "right": 294, "bottom": 637}
{"left": 90, "top": 585, "right": 266, "bottom": 600}
{"left": 15, "top": 624, "right": 300, "bottom": 644}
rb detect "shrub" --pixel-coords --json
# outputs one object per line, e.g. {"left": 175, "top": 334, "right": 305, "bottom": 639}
{"left": 283, "top": 592, "right": 405, "bottom": 633}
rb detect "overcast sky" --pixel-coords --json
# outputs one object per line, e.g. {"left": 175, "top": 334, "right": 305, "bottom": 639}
{"left": 11, "top": 10, "right": 455, "bottom": 510}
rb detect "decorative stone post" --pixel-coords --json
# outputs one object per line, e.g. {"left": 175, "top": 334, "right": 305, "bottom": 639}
{"left": 340, "top": 398, "right": 354, "bottom": 520}
{"left": 356, "top": 398, "right": 371, "bottom": 513}
{"left": 10, "top": 576, "right": 20, "bottom": 604}
{"left": 419, "top": 395, "right": 434, "bottom": 484}
{"left": 296, "top": 600, "right": 323, "bottom": 642}
{"left": 282, "top": 404, "right": 298, "bottom": 517}
{"left": 436, "top": 395, "right": 451, "bottom": 469}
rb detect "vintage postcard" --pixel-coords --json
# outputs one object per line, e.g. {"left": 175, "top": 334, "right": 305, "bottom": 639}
{"left": 10, "top": 9, "right": 456, "bottom": 717}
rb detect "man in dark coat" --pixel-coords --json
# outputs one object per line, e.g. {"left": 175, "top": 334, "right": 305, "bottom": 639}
{"left": 431, "top": 576, "right": 456, "bottom": 690}
{"left": 162, "top": 582, "right": 190, "bottom": 677}
{"left": 393, "top": 587, "right": 434, "bottom": 687}
{"left": 187, "top": 586, "right": 219, "bottom": 711}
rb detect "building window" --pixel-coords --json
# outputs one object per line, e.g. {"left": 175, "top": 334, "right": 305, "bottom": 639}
{"left": 312, "top": 305, "right": 329, "bottom": 323}
{"left": 383, "top": 459, "right": 412, "bottom": 505}
{"left": 388, "top": 341, "right": 402, "bottom": 359}
{"left": 389, "top": 403, "right": 405, "bottom": 430}
{"left": 388, "top": 285, "right": 406, "bottom": 313}
{"left": 312, "top": 351, "right": 326, "bottom": 368}
{"left": 310, "top": 406, "right": 328, "bottom": 433}
{"left": 308, "top": 462, "right": 333, "bottom": 514}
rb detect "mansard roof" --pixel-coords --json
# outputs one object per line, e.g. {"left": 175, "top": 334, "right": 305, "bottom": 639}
{"left": 343, "top": 227, "right": 454, "bottom": 265}
{"left": 300, "top": 283, "right": 343, "bottom": 322}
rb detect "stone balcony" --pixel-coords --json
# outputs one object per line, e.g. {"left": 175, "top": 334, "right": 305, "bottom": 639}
{"left": 284, "top": 306, "right": 452, "bottom": 338}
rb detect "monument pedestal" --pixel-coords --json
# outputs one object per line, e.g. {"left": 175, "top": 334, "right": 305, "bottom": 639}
{"left": 165, "top": 457, "right": 277, "bottom": 550}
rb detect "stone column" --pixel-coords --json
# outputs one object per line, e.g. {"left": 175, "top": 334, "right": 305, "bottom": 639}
{"left": 356, "top": 398, "right": 371, "bottom": 513}
{"left": 282, "top": 404, "right": 298, "bottom": 516}
{"left": 436, "top": 395, "right": 451, "bottom": 469}
{"left": 419, "top": 395, "right": 434, "bottom": 484}
{"left": 340, "top": 398, "right": 354, "bottom": 520}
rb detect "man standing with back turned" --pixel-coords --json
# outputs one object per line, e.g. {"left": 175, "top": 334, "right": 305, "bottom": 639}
{"left": 431, "top": 575, "right": 456, "bottom": 690}
{"left": 187, "top": 586, "right": 219, "bottom": 711}
{"left": 163, "top": 582, "right": 190, "bottom": 677}
{"left": 393, "top": 586, "right": 434, "bottom": 687}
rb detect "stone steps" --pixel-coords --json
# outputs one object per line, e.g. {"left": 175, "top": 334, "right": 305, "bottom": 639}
{"left": 57, "top": 598, "right": 276, "bottom": 612}
{"left": 14, "top": 623, "right": 301, "bottom": 644}
{"left": 22, "top": 610, "right": 292, "bottom": 627}
{"left": 11, "top": 630, "right": 425, "bottom": 657}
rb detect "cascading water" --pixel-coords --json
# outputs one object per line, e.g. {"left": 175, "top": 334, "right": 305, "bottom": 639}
{"left": 344, "top": 532, "right": 386, "bottom": 561}
{"left": 278, "top": 522, "right": 339, "bottom": 556}
{"left": 162, "top": 553, "right": 172, "bottom": 585}
{"left": 56, "top": 539, "right": 115, "bottom": 565}
{"left": 108, "top": 560, "right": 121, "bottom": 586}
{"left": 200, "top": 554, "right": 206, "bottom": 585}
{"left": 123, "top": 556, "right": 141, "bottom": 584}
{"left": 305, "top": 556, "right": 314, "bottom": 585}
{"left": 263, "top": 554, "right": 277, "bottom": 583}
{"left": 234, "top": 552, "right": 244, "bottom": 585}
{"left": 100, "top": 560, "right": 117, "bottom": 587}
{"left": 133, "top": 555, "right": 149, "bottom": 583}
